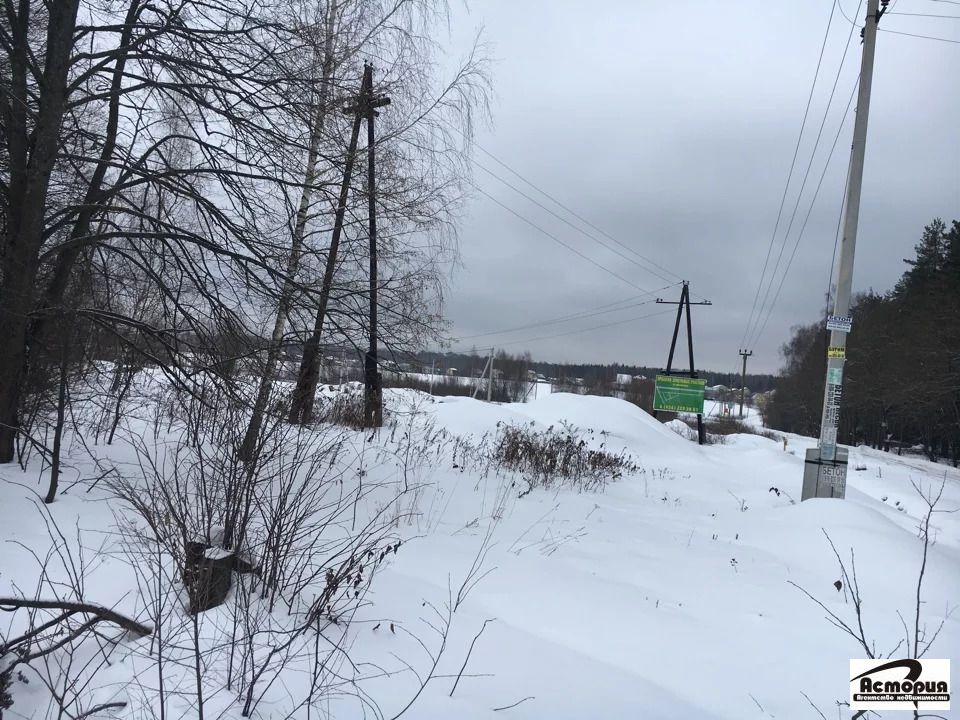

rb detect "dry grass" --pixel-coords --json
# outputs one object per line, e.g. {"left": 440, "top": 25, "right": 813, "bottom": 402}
{"left": 492, "top": 421, "right": 639, "bottom": 492}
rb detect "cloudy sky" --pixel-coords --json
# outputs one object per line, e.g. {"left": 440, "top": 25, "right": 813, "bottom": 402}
{"left": 437, "top": 0, "right": 959, "bottom": 374}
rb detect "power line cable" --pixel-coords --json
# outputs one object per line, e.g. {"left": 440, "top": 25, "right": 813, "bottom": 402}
{"left": 449, "top": 307, "right": 676, "bottom": 353}
{"left": 453, "top": 286, "right": 676, "bottom": 342}
{"left": 887, "top": 11, "right": 960, "bottom": 17}
{"left": 748, "top": 78, "right": 858, "bottom": 349}
{"left": 840, "top": 1, "right": 960, "bottom": 40}
{"left": 744, "top": 0, "right": 862, "bottom": 349}
{"left": 880, "top": 27, "right": 960, "bottom": 41}
{"left": 466, "top": 155, "right": 684, "bottom": 287}
{"left": 475, "top": 187, "right": 656, "bottom": 294}
{"left": 438, "top": 122, "right": 699, "bottom": 296}
{"left": 738, "top": 0, "right": 841, "bottom": 350}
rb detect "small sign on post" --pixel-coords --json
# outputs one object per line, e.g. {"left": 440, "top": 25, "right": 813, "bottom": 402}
{"left": 826, "top": 316, "right": 853, "bottom": 333}
{"left": 802, "top": 446, "right": 848, "bottom": 500}
{"left": 653, "top": 375, "right": 706, "bottom": 414}
{"left": 827, "top": 346, "right": 846, "bottom": 358}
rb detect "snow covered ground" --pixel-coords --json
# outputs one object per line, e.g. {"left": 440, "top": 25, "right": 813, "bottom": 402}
{"left": 699, "top": 398, "right": 763, "bottom": 425}
{"left": 396, "top": 373, "right": 553, "bottom": 402}
{"left": 1, "top": 384, "right": 957, "bottom": 719}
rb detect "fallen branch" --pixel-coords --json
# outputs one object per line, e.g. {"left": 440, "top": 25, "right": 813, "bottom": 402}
{"left": 0, "top": 598, "right": 152, "bottom": 637}
{"left": 75, "top": 701, "right": 128, "bottom": 719}
{"left": 493, "top": 696, "right": 534, "bottom": 712}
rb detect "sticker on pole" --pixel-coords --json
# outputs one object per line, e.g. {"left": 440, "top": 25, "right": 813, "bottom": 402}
{"left": 828, "top": 346, "right": 846, "bottom": 359}
{"left": 653, "top": 375, "right": 706, "bottom": 414}
{"left": 827, "top": 368, "right": 843, "bottom": 384}
{"left": 827, "top": 315, "right": 853, "bottom": 332}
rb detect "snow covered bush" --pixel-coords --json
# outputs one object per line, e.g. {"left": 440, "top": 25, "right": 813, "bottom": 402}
{"left": 99, "top": 379, "right": 415, "bottom": 716}
{"left": 317, "top": 383, "right": 370, "bottom": 429}
{"left": 491, "top": 420, "right": 639, "bottom": 492}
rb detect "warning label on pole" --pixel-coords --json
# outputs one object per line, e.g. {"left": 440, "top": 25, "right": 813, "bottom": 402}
{"left": 828, "top": 346, "right": 846, "bottom": 358}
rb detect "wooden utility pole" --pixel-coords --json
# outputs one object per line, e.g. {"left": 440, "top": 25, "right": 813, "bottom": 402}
{"left": 289, "top": 70, "right": 366, "bottom": 425}
{"left": 353, "top": 63, "right": 390, "bottom": 428}
{"left": 288, "top": 63, "right": 388, "bottom": 426}
{"left": 487, "top": 351, "right": 495, "bottom": 402}
{"left": 738, "top": 349, "right": 753, "bottom": 418}
{"left": 653, "top": 282, "right": 712, "bottom": 444}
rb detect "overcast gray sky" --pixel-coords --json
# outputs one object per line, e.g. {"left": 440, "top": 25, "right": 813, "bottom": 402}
{"left": 440, "top": 0, "right": 959, "bottom": 374}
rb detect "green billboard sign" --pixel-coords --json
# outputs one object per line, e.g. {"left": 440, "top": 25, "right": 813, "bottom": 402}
{"left": 653, "top": 375, "right": 706, "bottom": 414}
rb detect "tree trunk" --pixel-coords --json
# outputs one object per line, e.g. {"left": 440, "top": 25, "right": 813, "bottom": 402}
{"left": 0, "top": 0, "right": 83, "bottom": 463}
{"left": 242, "top": 0, "right": 338, "bottom": 451}
{"left": 288, "top": 83, "right": 365, "bottom": 426}
{"left": 45, "top": 350, "right": 69, "bottom": 504}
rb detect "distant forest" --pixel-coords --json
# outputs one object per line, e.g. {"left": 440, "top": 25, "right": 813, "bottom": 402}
{"left": 409, "top": 350, "right": 778, "bottom": 393}
{"left": 763, "top": 218, "right": 960, "bottom": 465}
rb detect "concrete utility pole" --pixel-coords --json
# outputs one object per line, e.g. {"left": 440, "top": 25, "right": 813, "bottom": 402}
{"left": 803, "top": 0, "right": 886, "bottom": 501}
{"left": 738, "top": 349, "right": 753, "bottom": 418}
{"left": 472, "top": 354, "right": 491, "bottom": 399}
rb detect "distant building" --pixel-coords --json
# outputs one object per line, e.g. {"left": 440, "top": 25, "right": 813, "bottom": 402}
{"left": 615, "top": 373, "right": 633, "bottom": 386}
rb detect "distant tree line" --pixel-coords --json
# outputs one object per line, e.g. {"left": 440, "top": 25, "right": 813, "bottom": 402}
{"left": 763, "top": 218, "right": 960, "bottom": 465}
{"left": 411, "top": 350, "right": 777, "bottom": 393}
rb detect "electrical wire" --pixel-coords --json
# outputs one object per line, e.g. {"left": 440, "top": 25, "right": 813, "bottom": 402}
{"left": 748, "top": 78, "right": 858, "bottom": 349}
{"left": 888, "top": 11, "right": 960, "bottom": 17}
{"left": 452, "top": 285, "right": 677, "bottom": 342}
{"left": 744, "top": 2, "right": 862, "bottom": 350}
{"left": 881, "top": 27, "right": 960, "bottom": 41}
{"left": 475, "top": 187, "right": 657, "bottom": 294}
{"left": 839, "top": 1, "right": 960, "bottom": 41}
{"left": 449, "top": 306, "right": 676, "bottom": 353}
{"left": 438, "top": 122, "right": 700, "bottom": 296}
{"left": 738, "top": 0, "right": 840, "bottom": 351}
{"left": 468, "top": 155, "right": 683, "bottom": 287}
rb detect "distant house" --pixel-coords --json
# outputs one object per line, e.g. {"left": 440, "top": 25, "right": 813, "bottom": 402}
{"left": 615, "top": 373, "right": 633, "bottom": 386}
{"left": 445, "top": 367, "right": 458, "bottom": 376}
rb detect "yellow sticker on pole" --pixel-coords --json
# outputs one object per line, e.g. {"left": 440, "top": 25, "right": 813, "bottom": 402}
{"left": 828, "top": 346, "right": 846, "bottom": 359}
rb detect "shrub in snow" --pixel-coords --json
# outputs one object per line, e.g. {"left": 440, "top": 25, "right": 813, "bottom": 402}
{"left": 0, "top": 662, "right": 11, "bottom": 719}
{"left": 491, "top": 420, "right": 639, "bottom": 492}
{"left": 93, "top": 377, "right": 422, "bottom": 716}
{"left": 316, "top": 383, "right": 379, "bottom": 429}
